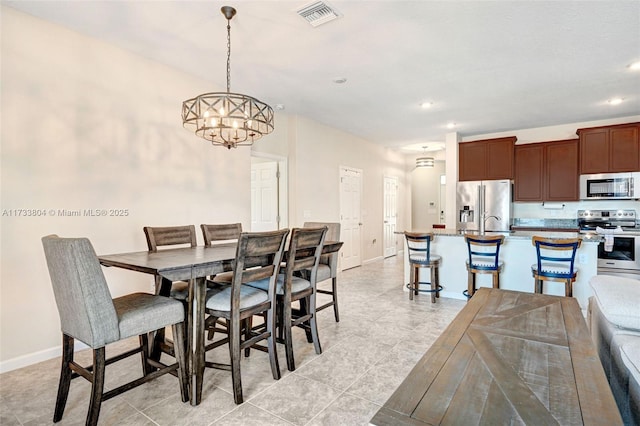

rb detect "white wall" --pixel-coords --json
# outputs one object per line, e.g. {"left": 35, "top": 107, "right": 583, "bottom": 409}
{"left": 0, "top": 7, "right": 411, "bottom": 370}
{"left": 411, "top": 161, "right": 446, "bottom": 229}
{"left": 0, "top": 7, "right": 249, "bottom": 369}
{"left": 258, "top": 115, "right": 410, "bottom": 262}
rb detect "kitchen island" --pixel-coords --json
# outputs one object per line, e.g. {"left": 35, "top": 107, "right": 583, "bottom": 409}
{"left": 402, "top": 229, "right": 601, "bottom": 309}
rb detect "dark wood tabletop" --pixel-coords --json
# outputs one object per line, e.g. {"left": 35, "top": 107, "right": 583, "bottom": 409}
{"left": 370, "top": 288, "right": 622, "bottom": 426}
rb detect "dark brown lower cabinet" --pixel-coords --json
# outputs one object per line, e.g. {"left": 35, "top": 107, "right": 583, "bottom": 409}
{"left": 514, "top": 139, "right": 578, "bottom": 202}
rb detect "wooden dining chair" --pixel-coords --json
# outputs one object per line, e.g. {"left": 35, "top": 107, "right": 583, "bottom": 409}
{"left": 198, "top": 229, "right": 289, "bottom": 404}
{"left": 303, "top": 222, "right": 341, "bottom": 322}
{"left": 200, "top": 223, "right": 243, "bottom": 340}
{"left": 42, "top": 235, "right": 188, "bottom": 426}
{"left": 404, "top": 232, "right": 442, "bottom": 302}
{"left": 201, "top": 223, "right": 243, "bottom": 246}
{"left": 247, "top": 226, "right": 328, "bottom": 371}
{"left": 143, "top": 225, "right": 197, "bottom": 299}
{"left": 531, "top": 236, "right": 582, "bottom": 297}
{"left": 463, "top": 234, "right": 505, "bottom": 299}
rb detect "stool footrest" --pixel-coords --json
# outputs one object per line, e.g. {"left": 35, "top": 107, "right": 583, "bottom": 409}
{"left": 406, "top": 282, "right": 443, "bottom": 294}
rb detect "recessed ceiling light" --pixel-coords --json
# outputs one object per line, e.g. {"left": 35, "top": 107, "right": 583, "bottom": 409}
{"left": 332, "top": 77, "right": 347, "bottom": 84}
{"left": 420, "top": 102, "right": 433, "bottom": 109}
{"left": 608, "top": 98, "right": 624, "bottom": 106}
{"left": 628, "top": 61, "right": 640, "bottom": 71}
{"left": 447, "top": 122, "right": 456, "bottom": 129}
{"left": 275, "top": 104, "right": 285, "bottom": 111}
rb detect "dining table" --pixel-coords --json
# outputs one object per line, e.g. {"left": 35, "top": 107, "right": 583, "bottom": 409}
{"left": 98, "top": 240, "right": 342, "bottom": 406}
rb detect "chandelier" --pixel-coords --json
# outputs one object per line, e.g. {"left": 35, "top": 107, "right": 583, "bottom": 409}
{"left": 182, "top": 6, "right": 274, "bottom": 149}
{"left": 416, "top": 146, "right": 435, "bottom": 167}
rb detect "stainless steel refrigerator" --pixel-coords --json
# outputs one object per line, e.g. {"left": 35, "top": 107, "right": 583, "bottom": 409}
{"left": 456, "top": 180, "right": 512, "bottom": 232}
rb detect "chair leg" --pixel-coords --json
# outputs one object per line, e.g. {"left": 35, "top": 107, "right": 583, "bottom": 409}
{"left": 430, "top": 266, "right": 436, "bottom": 303}
{"left": 309, "top": 292, "right": 322, "bottom": 354}
{"left": 493, "top": 271, "right": 500, "bottom": 289}
{"left": 534, "top": 278, "right": 542, "bottom": 294}
{"left": 171, "top": 322, "right": 190, "bottom": 403}
{"left": 434, "top": 267, "right": 440, "bottom": 298}
{"left": 86, "top": 347, "right": 106, "bottom": 426}
{"left": 467, "top": 271, "right": 475, "bottom": 298}
{"left": 244, "top": 317, "right": 252, "bottom": 357}
{"left": 266, "top": 305, "right": 281, "bottom": 380}
{"left": 53, "top": 334, "right": 74, "bottom": 423}
{"left": 409, "top": 265, "right": 415, "bottom": 300}
{"left": 229, "top": 316, "right": 243, "bottom": 404}
{"left": 284, "top": 297, "right": 295, "bottom": 371}
{"left": 139, "top": 333, "right": 153, "bottom": 376}
{"left": 566, "top": 279, "right": 572, "bottom": 297}
{"left": 331, "top": 277, "right": 340, "bottom": 322}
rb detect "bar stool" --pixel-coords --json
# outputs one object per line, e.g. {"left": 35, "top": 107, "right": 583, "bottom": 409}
{"left": 531, "top": 236, "right": 581, "bottom": 297}
{"left": 404, "top": 232, "right": 442, "bottom": 303}
{"left": 463, "top": 234, "right": 505, "bottom": 299}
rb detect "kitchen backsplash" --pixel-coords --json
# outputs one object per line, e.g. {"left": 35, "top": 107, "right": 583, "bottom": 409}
{"left": 513, "top": 200, "right": 640, "bottom": 220}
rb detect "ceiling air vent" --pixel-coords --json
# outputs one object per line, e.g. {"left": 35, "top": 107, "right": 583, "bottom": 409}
{"left": 296, "top": 1, "right": 342, "bottom": 27}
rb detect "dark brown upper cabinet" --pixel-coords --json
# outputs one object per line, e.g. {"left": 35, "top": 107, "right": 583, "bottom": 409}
{"left": 459, "top": 136, "right": 516, "bottom": 181}
{"left": 577, "top": 123, "right": 640, "bottom": 174}
{"left": 514, "top": 139, "right": 579, "bottom": 202}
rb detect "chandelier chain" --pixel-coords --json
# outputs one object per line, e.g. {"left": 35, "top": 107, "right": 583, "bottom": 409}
{"left": 226, "top": 20, "right": 231, "bottom": 93}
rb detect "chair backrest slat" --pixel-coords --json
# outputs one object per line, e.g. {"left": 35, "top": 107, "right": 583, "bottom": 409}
{"left": 144, "top": 225, "right": 197, "bottom": 252}
{"left": 532, "top": 236, "right": 582, "bottom": 276}
{"left": 282, "top": 227, "right": 327, "bottom": 295}
{"left": 42, "top": 235, "right": 119, "bottom": 348}
{"left": 405, "top": 232, "right": 435, "bottom": 264}
{"left": 201, "top": 223, "right": 243, "bottom": 246}
{"left": 465, "top": 234, "right": 505, "bottom": 268}
{"left": 303, "top": 222, "right": 339, "bottom": 268}
{"left": 230, "top": 230, "right": 289, "bottom": 311}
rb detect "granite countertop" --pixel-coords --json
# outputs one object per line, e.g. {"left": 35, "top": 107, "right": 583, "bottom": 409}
{"left": 408, "top": 228, "right": 603, "bottom": 242}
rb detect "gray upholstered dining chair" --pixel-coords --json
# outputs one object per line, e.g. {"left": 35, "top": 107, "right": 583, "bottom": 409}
{"left": 42, "top": 235, "right": 188, "bottom": 426}
{"left": 247, "top": 226, "right": 327, "bottom": 371}
{"left": 198, "top": 229, "right": 289, "bottom": 405}
{"left": 303, "top": 222, "right": 341, "bottom": 322}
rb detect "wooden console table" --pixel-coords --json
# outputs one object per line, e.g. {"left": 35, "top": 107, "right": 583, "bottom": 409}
{"left": 371, "top": 288, "right": 622, "bottom": 425}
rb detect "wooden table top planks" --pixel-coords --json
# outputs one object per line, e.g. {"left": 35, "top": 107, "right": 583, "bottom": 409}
{"left": 370, "top": 288, "right": 622, "bottom": 426}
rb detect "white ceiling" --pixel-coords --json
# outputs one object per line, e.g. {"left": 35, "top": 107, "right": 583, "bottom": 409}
{"left": 5, "top": 0, "right": 640, "bottom": 153}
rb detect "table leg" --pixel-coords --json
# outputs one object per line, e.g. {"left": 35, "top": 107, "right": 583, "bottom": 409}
{"left": 190, "top": 277, "right": 206, "bottom": 405}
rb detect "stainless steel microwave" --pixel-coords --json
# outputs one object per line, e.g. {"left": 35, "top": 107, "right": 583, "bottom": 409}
{"left": 580, "top": 172, "right": 640, "bottom": 200}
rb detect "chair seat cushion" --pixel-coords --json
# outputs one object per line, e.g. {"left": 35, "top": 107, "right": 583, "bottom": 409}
{"left": 531, "top": 262, "right": 577, "bottom": 277}
{"left": 590, "top": 275, "right": 640, "bottom": 331}
{"left": 409, "top": 254, "right": 441, "bottom": 265}
{"left": 114, "top": 293, "right": 185, "bottom": 341}
{"left": 467, "top": 259, "right": 503, "bottom": 269}
{"left": 315, "top": 264, "right": 331, "bottom": 282}
{"left": 205, "top": 285, "right": 269, "bottom": 312}
{"left": 246, "top": 274, "right": 312, "bottom": 295}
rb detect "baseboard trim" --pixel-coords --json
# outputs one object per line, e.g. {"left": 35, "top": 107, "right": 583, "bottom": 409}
{"left": 363, "top": 256, "right": 384, "bottom": 265}
{"left": 0, "top": 341, "right": 88, "bottom": 374}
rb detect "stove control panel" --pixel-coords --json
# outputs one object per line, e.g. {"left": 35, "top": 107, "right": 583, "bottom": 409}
{"left": 578, "top": 209, "right": 636, "bottom": 220}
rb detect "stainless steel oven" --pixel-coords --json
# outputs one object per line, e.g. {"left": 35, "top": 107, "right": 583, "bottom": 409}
{"left": 578, "top": 209, "right": 640, "bottom": 279}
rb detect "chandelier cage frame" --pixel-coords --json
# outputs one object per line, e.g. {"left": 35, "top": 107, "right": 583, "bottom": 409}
{"left": 181, "top": 6, "right": 274, "bottom": 149}
{"left": 416, "top": 156, "right": 435, "bottom": 168}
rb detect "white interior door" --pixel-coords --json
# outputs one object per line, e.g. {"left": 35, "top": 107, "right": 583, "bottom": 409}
{"left": 339, "top": 166, "right": 362, "bottom": 270}
{"left": 251, "top": 161, "right": 278, "bottom": 231}
{"left": 383, "top": 176, "right": 398, "bottom": 258}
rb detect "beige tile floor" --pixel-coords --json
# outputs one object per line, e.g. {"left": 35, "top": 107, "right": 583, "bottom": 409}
{"left": 0, "top": 255, "right": 466, "bottom": 426}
